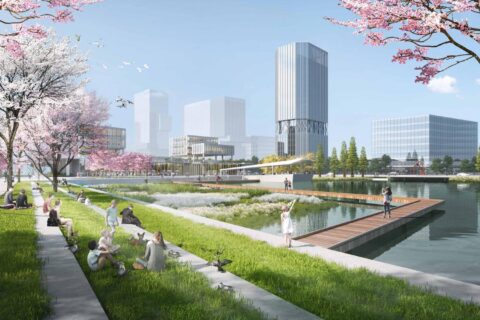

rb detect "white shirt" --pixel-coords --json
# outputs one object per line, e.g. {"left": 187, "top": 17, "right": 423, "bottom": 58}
{"left": 87, "top": 249, "right": 101, "bottom": 271}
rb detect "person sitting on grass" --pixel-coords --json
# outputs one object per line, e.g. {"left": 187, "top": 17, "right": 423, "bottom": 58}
{"left": 105, "top": 200, "right": 119, "bottom": 235}
{"left": 16, "top": 189, "right": 31, "bottom": 209}
{"left": 77, "top": 190, "right": 86, "bottom": 203}
{"left": 2, "top": 188, "right": 15, "bottom": 209}
{"left": 98, "top": 229, "right": 120, "bottom": 254}
{"left": 87, "top": 240, "right": 125, "bottom": 273}
{"left": 49, "top": 200, "right": 75, "bottom": 238}
{"left": 43, "top": 193, "right": 54, "bottom": 214}
{"left": 120, "top": 204, "right": 142, "bottom": 228}
{"left": 134, "top": 231, "right": 167, "bottom": 271}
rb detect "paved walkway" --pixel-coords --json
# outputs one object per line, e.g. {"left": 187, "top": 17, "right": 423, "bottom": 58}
{"left": 79, "top": 186, "right": 480, "bottom": 305}
{"left": 33, "top": 186, "right": 108, "bottom": 320}
{"left": 59, "top": 188, "right": 319, "bottom": 320}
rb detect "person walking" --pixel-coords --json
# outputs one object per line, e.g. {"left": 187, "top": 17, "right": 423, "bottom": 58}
{"left": 105, "top": 200, "right": 119, "bottom": 235}
{"left": 281, "top": 199, "right": 297, "bottom": 248}
{"left": 382, "top": 187, "right": 392, "bottom": 218}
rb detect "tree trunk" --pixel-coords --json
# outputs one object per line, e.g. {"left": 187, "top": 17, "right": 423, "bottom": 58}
{"left": 350, "top": 169, "right": 354, "bottom": 178}
{"left": 333, "top": 171, "right": 336, "bottom": 178}
{"left": 52, "top": 167, "right": 59, "bottom": 193}
{"left": 361, "top": 170, "right": 365, "bottom": 178}
{"left": 17, "top": 167, "right": 21, "bottom": 183}
{"left": 6, "top": 145, "right": 13, "bottom": 189}
{"left": 342, "top": 168, "right": 346, "bottom": 178}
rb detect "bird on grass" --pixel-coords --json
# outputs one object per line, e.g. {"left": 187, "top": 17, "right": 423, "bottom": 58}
{"left": 209, "top": 250, "right": 232, "bottom": 273}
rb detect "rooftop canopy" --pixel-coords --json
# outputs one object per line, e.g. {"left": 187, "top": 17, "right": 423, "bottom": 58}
{"left": 220, "top": 157, "right": 308, "bottom": 173}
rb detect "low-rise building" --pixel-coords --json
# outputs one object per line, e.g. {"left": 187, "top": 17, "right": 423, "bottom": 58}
{"left": 169, "top": 135, "right": 234, "bottom": 160}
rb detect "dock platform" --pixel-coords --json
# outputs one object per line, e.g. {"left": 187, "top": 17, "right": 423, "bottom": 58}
{"left": 201, "top": 183, "right": 445, "bottom": 252}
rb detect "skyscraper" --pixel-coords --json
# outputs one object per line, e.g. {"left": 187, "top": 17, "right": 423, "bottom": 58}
{"left": 134, "top": 89, "right": 171, "bottom": 156}
{"left": 184, "top": 97, "right": 247, "bottom": 158}
{"left": 275, "top": 42, "right": 328, "bottom": 157}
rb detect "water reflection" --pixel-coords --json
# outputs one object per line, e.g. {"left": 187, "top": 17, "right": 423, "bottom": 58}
{"left": 292, "top": 180, "right": 480, "bottom": 284}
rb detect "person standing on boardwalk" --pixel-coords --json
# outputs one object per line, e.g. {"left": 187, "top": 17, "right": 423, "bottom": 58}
{"left": 382, "top": 187, "right": 392, "bottom": 218}
{"left": 105, "top": 200, "right": 119, "bottom": 235}
{"left": 284, "top": 178, "right": 289, "bottom": 191}
{"left": 281, "top": 199, "right": 297, "bottom": 248}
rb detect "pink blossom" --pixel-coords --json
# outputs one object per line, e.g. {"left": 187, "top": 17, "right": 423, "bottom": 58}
{"left": 328, "top": 0, "right": 480, "bottom": 83}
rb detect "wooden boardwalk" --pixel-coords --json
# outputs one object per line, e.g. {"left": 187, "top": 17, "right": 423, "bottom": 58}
{"left": 201, "top": 183, "right": 445, "bottom": 252}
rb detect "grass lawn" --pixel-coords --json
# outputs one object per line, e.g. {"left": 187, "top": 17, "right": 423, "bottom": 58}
{"left": 0, "top": 182, "right": 50, "bottom": 320}
{"left": 69, "top": 185, "right": 480, "bottom": 320}
{"left": 96, "top": 182, "right": 270, "bottom": 203}
{"left": 46, "top": 186, "right": 265, "bottom": 320}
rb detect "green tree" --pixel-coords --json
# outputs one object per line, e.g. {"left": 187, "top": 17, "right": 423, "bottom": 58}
{"left": 381, "top": 154, "right": 392, "bottom": 173}
{"left": 476, "top": 149, "right": 480, "bottom": 172}
{"left": 251, "top": 156, "right": 259, "bottom": 164}
{"left": 330, "top": 147, "right": 339, "bottom": 178}
{"left": 340, "top": 141, "right": 348, "bottom": 177}
{"left": 443, "top": 155, "right": 453, "bottom": 174}
{"left": 315, "top": 145, "right": 325, "bottom": 177}
{"left": 358, "top": 147, "right": 368, "bottom": 177}
{"left": 346, "top": 137, "right": 358, "bottom": 177}
{"left": 460, "top": 159, "right": 470, "bottom": 173}
{"left": 430, "top": 158, "right": 443, "bottom": 174}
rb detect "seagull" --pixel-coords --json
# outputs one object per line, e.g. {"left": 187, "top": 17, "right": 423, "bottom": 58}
{"left": 102, "top": 64, "right": 108, "bottom": 70}
{"left": 115, "top": 97, "right": 133, "bottom": 108}
{"left": 143, "top": 64, "right": 150, "bottom": 69}
{"left": 136, "top": 67, "right": 142, "bottom": 73}
{"left": 122, "top": 61, "right": 131, "bottom": 66}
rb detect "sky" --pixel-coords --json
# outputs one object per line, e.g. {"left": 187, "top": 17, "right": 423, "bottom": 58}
{"left": 51, "top": 0, "right": 480, "bottom": 155}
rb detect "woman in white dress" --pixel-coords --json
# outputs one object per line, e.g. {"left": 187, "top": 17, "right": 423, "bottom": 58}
{"left": 281, "top": 199, "right": 297, "bottom": 248}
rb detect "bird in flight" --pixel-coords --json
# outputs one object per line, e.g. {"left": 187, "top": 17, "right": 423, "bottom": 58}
{"left": 75, "top": 34, "right": 81, "bottom": 42}
{"left": 115, "top": 97, "right": 133, "bottom": 108}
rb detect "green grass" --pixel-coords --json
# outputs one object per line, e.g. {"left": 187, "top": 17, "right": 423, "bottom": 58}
{"left": 0, "top": 182, "right": 50, "bottom": 320}
{"left": 98, "top": 182, "right": 270, "bottom": 201}
{"left": 46, "top": 186, "right": 265, "bottom": 320}
{"left": 70, "top": 185, "right": 480, "bottom": 320}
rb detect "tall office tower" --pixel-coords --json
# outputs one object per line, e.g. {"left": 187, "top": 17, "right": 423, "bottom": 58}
{"left": 134, "top": 89, "right": 171, "bottom": 156}
{"left": 275, "top": 42, "right": 328, "bottom": 157}
{"left": 372, "top": 115, "right": 478, "bottom": 166}
{"left": 184, "top": 97, "right": 246, "bottom": 158}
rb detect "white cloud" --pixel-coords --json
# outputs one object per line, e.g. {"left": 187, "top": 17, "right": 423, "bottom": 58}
{"left": 475, "top": 79, "right": 480, "bottom": 86}
{"left": 427, "top": 75, "right": 458, "bottom": 94}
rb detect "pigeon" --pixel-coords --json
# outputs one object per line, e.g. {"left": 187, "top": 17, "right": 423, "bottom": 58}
{"left": 217, "top": 282, "right": 234, "bottom": 292}
{"left": 209, "top": 250, "right": 232, "bottom": 273}
{"left": 168, "top": 250, "right": 181, "bottom": 258}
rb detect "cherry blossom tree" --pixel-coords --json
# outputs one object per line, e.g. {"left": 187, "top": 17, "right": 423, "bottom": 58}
{"left": 0, "top": 0, "right": 101, "bottom": 57}
{"left": 86, "top": 151, "right": 152, "bottom": 176}
{"left": 328, "top": 0, "right": 480, "bottom": 83}
{"left": 0, "top": 31, "right": 88, "bottom": 189}
{"left": 85, "top": 149, "right": 118, "bottom": 173}
{"left": 19, "top": 92, "right": 108, "bottom": 191}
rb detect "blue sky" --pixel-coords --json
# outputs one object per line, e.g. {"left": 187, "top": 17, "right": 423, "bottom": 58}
{"left": 53, "top": 0, "right": 480, "bottom": 155}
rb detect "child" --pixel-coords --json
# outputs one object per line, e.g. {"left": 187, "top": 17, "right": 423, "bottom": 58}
{"left": 98, "top": 229, "right": 120, "bottom": 254}
{"left": 87, "top": 240, "right": 125, "bottom": 274}
{"left": 105, "top": 200, "right": 119, "bottom": 235}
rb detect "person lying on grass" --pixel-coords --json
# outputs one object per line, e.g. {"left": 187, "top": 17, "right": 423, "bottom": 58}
{"left": 16, "top": 189, "right": 32, "bottom": 209}
{"left": 120, "top": 204, "right": 143, "bottom": 228}
{"left": 87, "top": 239, "right": 125, "bottom": 273}
{"left": 134, "top": 231, "right": 167, "bottom": 271}
{"left": 98, "top": 229, "right": 120, "bottom": 254}
{"left": 50, "top": 200, "right": 75, "bottom": 238}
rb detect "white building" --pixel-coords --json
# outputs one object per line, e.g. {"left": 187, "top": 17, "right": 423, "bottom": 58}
{"left": 184, "top": 97, "right": 247, "bottom": 159}
{"left": 241, "top": 136, "right": 275, "bottom": 160}
{"left": 134, "top": 89, "right": 171, "bottom": 156}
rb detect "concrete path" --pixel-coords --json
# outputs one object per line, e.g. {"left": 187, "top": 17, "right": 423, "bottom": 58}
{"left": 59, "top": 188, "right": 320, "bottom": 320}
{"left": 80, "top": 186, "right": 480, "bottom": 306}
{"left": 33, "top": 186, "right": 108, "bottom": 320}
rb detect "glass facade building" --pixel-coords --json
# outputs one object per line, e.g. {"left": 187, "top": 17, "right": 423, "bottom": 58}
{"left": 275, "top": 42, "right": 328, "bottom": 157}
{"left": 372, "top": 115, "right": 478, "bottom": 166}
{"left": 100, "top": 126, "right": 126, "bottom": 153}
{"left": 169, "top": 135, "right": 234, "bottom": 160}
